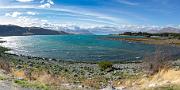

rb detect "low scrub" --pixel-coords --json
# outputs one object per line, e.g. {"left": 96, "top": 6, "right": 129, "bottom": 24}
{"left": 0, "top": 58, "right": 11, "bottom": 73}
{"left": 143, "top": 48, "right": 173, "bottom": 75}
{"left": 98, "top": 61, "right": 113, "bottom": 71}
{"left": 0, "top": 46, "right": 9, "bottom": 53}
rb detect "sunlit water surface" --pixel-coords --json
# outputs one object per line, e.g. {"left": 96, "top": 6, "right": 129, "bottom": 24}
{"left": 1, "top": 35, "right": 180, "bottom": 61}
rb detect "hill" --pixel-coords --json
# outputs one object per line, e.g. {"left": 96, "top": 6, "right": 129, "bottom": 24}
{"left": 0, "top": 25, "right": 68, "bottom": 36}
{"left": 149, "top": 27, "right": 180, "bottom": 33}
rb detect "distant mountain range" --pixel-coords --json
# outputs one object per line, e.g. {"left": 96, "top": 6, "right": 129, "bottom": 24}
{"left": 0, "top": 25, "right": 68, "bottom": 36}
{"left": 57, "top": 25, "right": 180, "bottom": 35}
{"left": 149, "top": 27, "right": 180, "bottom": 33}
{"left": 57, "top": 26, "right": 121, "bottom": 35}
{"left": 58, "top": 26, "right": 93, "bottom": 35}
{"left": 0, "top": 25, "right": 180, "bottom": 36}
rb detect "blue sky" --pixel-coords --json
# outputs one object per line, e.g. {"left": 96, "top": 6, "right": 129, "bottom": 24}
{"left": 0, "top": 0, "right": 180, "bottom": 31}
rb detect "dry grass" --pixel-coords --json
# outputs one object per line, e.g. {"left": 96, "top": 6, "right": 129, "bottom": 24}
{"left": 142, "top": 69, "right": 180, "bottom": 90}
{"left": 0, "top": 58, "right": 11, "bottom": 73}
{"left": 113, "top": 69, "right": 180, "bottom": 90}
{"left": 13, "top": 68, "right": 63, "bottom": 85}
{"left": 12, "top": 70, "right": 26, "bottom": 79}
{"left": 82, "top": 76, "right": 108, "bottom": 89}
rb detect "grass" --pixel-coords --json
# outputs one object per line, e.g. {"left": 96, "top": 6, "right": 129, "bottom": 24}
{"left": 149, "top": 85, "right": 180, "bottom": 90}
{"left": 0, "top": 75, "right": 7, "bottom": 80}
{"left": 14, "top": 79, "right": 50, "bottom": 90}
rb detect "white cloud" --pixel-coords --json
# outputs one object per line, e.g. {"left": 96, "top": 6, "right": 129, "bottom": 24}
{"left": 1, "top": 15, "right": 178, "bottom": 34}
{"left": 39, "top": 0, "right": 54, "bottom": 8}
{"left": 116, "top": 0, "right": 139, "bottom": 6}
{"left": 0, "top": 5, "right": 35, "bottom": 9}
{"left": 39, "top": 3, "right": 51, "bottom": 8}
{"left": 0, "top": 5, "right": 126, "bottom": 25}
{"left": 51, "top": 8, "right": 127, "bottom": 25}
{"left": 5, "top": 11, "right": 38, "bottom": 18}
{"left": 47, "top": 0, "right": 54, "bottom": 5}
{"left": 40, "top": 0, "right": 45, "bottom": 3}
{"left": 16, "top": 0, "right": 34, "bottom": 2}
{"left": 26, "top": 11, "right": 38, "bottom": 15}
{"left": 17, "top": 16, "right": 49, "bottom": 27}
{"left": 5, "top": 12, "right": 22, "bottom": 17}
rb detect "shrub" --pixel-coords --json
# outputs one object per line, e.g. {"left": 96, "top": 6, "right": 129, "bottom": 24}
{"left": 98, "top": 61, "right": 113, "bottom": 71}
{"left": 0, "top": 58, "right": 11, "bottom": 73}
{"left": 0, "top": 46, "right": 9, "bottom": 53}
{"left": 143, "top": 47, "right": 173, "bottom": 75}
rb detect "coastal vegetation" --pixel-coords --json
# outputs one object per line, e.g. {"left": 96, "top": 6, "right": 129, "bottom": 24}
{"left": 143, "top": 49, "right": 173, "bottom": 75}
{"left": 120, "top": 32, "right": 180, "bottom": 39}
{"left": 98, "top": 61, "right": 113, "bottom": 71}
{"left": 0, "top": 46, "right": 9, "bottom": 54}
{"left": 108, "top": 32, "right": 180, "bottom": 46}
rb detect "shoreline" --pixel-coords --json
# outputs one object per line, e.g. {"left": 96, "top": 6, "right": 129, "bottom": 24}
{"left": 5, "top": 53, "right": 143, "bottom": 64}
{"left": 107, "top": 36, "right": 180, "bottom": 47}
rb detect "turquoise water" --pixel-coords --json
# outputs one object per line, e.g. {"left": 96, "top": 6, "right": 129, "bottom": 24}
{"left": 1, "top": 35, "right": 180, "bottom": 61}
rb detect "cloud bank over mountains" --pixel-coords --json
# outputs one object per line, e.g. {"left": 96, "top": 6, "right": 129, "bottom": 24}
{"left": 41, "top": 23, "right": 180, "bottom": 34}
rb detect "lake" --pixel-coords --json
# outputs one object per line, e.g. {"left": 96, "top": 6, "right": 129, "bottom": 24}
{"left": 1, "top": 35, "right": 180, "bottom": 61}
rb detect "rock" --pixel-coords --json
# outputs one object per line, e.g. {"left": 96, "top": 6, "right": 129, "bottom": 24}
{"left": 16, "top": 65, "right": 23, "bottom": 69}
{"left": 148, "top": 83, "right": 157, "bottom": 87}
{"left": 101, "top": 86, "right": 116, "bottom": 90}
{"left": 115, "top": 86, "right": 126, "bottom": 90}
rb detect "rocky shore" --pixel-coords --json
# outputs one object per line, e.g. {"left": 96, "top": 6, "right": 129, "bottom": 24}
{"left": 0, "top": 53, "right": 143, "bottom": 90}
{"left": 107, "top": 36, "right": 180, "bottom": 46}
{"left": 0, "top": 38, "right": 180, "bottom": 90}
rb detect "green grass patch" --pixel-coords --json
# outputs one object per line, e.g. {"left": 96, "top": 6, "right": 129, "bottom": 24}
{"left": 0, "top": 75, "right": 7, "bottom": 80}
{"left": 14, "top": 80, "right": 50, "bottom": 90}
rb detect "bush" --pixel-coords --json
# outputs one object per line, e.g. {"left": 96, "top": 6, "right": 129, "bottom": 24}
{"left": 0, "top": 46, "right": 9, "bottom": 53}
{"left": 98, "top": 61, "right": 113, "bottom": 71}
{"left": 143, "top": 48, "right": 173, "bottom": 75}
{"left": 0, "top": 58, "right": 11, "bottom": 73}
{"left": 0, "top": 46, "right": 10, "bottom": 57}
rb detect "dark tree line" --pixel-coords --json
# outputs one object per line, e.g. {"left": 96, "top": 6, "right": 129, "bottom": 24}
{"left": 121, "top": 32, "right": 180, "bottom": 39}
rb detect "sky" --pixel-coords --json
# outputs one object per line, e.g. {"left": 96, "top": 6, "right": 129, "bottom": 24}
{"left": 0, "top": 0, "right": 180, "bottom": 33}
